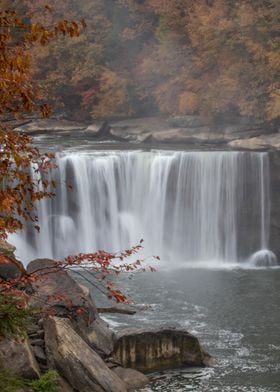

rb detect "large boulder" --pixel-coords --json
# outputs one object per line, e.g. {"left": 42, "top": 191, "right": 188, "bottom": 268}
{"left": 44, "top": 317, "right": 127, "bottom": 392}
{"left": 27, "top": 259, "right": 115, "bottom": 357}
{"left": 0, "top": 338, "right": 40, "bottom": 379}
{"left": 113, "top": 328, "right": 207, "bottom": 372}
{"left": 27, "top": 259, "right": 98, "bottom": 321}
{"left": 0, "top": 240, "right": 25, "bottom": 280}
{"left": 0, "top": 254, "right": 25, "bottom": 280}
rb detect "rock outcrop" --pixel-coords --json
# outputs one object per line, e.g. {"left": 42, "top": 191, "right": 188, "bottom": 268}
{"left": 113, "top": 327, "right": 207, "bottom": 372}
{"left": 0, "top": 239, "right": 25, "bottom": 280}
{"left": 0, "top": 338, "right": 41, "bottom": 379}
{"left": 44, "top": 317, "right": 127, "bottom": 392}
{"left": 12, "top": 116, "right": 280, "bottom": 151}
{"left": 268, "top": 152, "right": 280, "bottom": 259}
{"left": 0, "top": 258, "right": 211, "bottom": 391}
{"left": 27, "top": 259, "right": 115, "bottom": 357}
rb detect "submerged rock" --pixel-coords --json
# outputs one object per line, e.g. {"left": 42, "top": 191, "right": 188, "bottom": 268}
{"left": 113, "top": 327, "right": 207, "bottom": 372}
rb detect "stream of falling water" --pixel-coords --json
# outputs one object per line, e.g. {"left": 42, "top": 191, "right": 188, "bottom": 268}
{"left": 11, "top": 150, "right": 276, "bottom": 267}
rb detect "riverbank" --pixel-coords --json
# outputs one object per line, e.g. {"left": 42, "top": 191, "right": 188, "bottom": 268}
{"left": 0, "top": 245, "right": 210, "bottom": 392}
{"left": 12, "top": 116, "right": 280, "bottom": 152}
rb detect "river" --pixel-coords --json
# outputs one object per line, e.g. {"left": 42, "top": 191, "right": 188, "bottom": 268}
{"left": 11, "top": 136, "right": 280, "bottom": 391}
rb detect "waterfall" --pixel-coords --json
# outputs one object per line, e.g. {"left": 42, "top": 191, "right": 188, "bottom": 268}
{"left": 11, "top": 150, "right": 275, "bottom": 266}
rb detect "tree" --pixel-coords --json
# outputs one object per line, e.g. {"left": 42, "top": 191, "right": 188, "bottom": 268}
{"left": 0, "top": 9, "right": 85, "bottom": 238}
{"left": 0, "top": 7, "right": 156, "bottom": 323}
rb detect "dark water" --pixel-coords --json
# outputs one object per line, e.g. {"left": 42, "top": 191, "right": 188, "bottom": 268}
{"left": 77, "top": 267, "right": 280, "bottom": 392}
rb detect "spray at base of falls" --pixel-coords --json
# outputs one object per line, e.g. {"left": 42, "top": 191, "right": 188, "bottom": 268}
{"left": 11, "top": 150, "right": 277, "bottom": 267}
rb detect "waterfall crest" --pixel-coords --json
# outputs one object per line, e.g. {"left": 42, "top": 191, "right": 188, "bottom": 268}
{"left": 11, "top": 150, "right": 274, "bottom": 266}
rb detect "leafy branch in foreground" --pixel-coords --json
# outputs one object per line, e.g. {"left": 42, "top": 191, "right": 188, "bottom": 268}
{"left": 0, "top": 241, "right": 158, "bottom": 309}
{"left": 0, "top": 9, "right": 86, "bottom": 239}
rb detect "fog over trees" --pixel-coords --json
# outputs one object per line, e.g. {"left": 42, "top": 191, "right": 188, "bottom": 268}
{"left": 3, "top": 0, "right": 279, "bottom": 125}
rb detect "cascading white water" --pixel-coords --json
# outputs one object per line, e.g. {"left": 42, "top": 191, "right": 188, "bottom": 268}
{"left": 11, "top": 150, "right": 276, "bottom": 266}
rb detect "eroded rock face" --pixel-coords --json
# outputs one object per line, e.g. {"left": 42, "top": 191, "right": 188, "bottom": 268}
{"left": 44, "top": 317, "right": 127, "bottom": 392}
{"left": 268, "top": 152, "right": 280, "bottom": 260}
{"left": 113, "top": 328, "right": 206, "bottom": 372}
{"left": 0, "top": 338, "right": 40, "bottom": 379}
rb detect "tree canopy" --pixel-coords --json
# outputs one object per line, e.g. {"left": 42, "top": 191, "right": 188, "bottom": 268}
{"left": 4, "top": 0, "right": 279, "bottom": 124}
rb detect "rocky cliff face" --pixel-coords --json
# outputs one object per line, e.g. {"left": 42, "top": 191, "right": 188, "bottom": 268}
{"left": 269, "top": 152, "right": 280, "bottom": 259}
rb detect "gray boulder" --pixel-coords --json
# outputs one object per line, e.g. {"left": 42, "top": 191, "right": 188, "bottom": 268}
{"left": 27, "top": 259, "right": 98, "bottom": 321}
{"left": 27, "top": 259, "right": 115, "bottom": 357}
{"left": 44, "top": 317, "right": 127, "bottom": 392}
{"left": 0, "top": 338, "right": 40, "bottom": 379}
{"left": 113, "top": 327, "right": 207, "bottom": 372}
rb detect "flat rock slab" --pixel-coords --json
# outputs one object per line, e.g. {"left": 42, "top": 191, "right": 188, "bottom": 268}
{"left": 44, "top": 317, "right": 127, "bottom": 392}
{"left": 113, "top": 328, "right": 206, "bottom": 372}
{"left": 14, "top": 119, "right": 86, "bottom": 134}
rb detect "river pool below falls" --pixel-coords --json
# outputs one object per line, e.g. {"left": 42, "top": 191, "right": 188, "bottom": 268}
{"left": 11, "top": 138, "right": 280, "bottom": 391}
{"left": 76, "top": 267, "right": 280, "bottom": 392}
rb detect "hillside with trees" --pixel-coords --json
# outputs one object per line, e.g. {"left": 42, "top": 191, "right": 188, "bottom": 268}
{"left": 4, "top": 0, "right": 280, "bottom": 126}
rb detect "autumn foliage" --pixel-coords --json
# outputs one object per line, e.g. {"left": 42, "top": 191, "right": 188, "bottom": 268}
{"left": 0, "top": 9, "right": 86, "bottom": 238}
{"left": 5, "top": 0, "right": 279, "bottom": 124}
{"left": 0, "top": 7, "right": 158, "bottom": 316}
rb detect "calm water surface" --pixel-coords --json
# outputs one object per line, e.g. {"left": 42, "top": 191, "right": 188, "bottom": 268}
{"left": 78, "top": 267, "right": 280, "bottom": 392}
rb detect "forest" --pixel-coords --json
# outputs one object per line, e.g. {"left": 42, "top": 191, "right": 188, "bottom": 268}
{"left": 1, "top": 2, "right": 280, "bottom": 392}
{"left": 2, "top": 0, "right": 280, "bottom": 125}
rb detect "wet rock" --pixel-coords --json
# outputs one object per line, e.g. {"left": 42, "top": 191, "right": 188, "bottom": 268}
{"left": 113, "top": 327, "right": 206, "bottom": 372}
{"left": 44, "top": 317, "right": 127, "bottom": 392}
{"left": 0, "top": 338, "right": 40, "bottom": 379}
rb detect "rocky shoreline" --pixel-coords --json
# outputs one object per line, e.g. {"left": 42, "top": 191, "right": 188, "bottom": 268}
{"left": 0, "top": 244, "right": 211, "bottom": 392}
{"left": 12, "top": 116, "right": 280, "bottom": 151}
